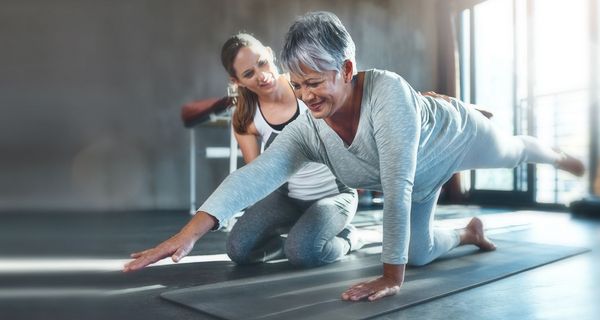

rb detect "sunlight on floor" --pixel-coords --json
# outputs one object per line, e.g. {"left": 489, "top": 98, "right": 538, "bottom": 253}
{"left": 0, "top": 253, "right": 231, "bottom": 274}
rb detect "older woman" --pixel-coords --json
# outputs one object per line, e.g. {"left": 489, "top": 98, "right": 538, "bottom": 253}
{"left": 124, "top": 11, "right": 584, "bottom": 302}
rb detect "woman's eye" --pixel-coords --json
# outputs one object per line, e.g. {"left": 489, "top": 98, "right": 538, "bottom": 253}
{"left": 258, "top": 60, "right": 267, "bottom": 66}
{"left": 243, "top": 71, "right": 254, "bottom": 78}
{"left": 308, "top": 82, "right": 321, "bottom": 88}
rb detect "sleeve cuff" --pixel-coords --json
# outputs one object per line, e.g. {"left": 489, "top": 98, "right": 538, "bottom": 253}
{"left": 194, "top": 210, "right": 221, "bottom": 231}
{"left": 207, "top": 213, "right": 220, "bottom": 231}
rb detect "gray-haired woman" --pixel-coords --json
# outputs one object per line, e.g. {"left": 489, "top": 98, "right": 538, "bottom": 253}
{"left": 124, "top": 11, "right": 584, "bottom": 302}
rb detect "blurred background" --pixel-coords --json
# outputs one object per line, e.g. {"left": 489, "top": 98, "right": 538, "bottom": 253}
{"left": 0, "top": 0, "right": 598, "bottom": 212}
{"left": 1, "top": 1, "right": 599, "bottom": 319}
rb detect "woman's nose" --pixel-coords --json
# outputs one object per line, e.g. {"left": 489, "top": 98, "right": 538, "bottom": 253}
{"left": 258, "top": 72, "right": 267, "bottom": 82}
{"left": 300, "top": 87, "right": 314, "bottom": 101}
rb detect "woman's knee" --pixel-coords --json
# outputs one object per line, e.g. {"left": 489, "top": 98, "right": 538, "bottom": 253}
{"left": 226, "top": 235, "right": 252, "bottom": 264}
{"left": 407, "top": 246, "right": 434, "bottom": 267}
{"left": 406, "top": 239, "right": 436, "bottom": 265}
{"left": 226, "top": 224, "right": 261, "bottom": 264}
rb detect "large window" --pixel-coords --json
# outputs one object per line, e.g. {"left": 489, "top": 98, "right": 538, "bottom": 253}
{"left": 458, "top": 0, "right": 595, "bottom": 206}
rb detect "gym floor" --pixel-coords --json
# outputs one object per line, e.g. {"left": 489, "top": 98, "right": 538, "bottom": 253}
{"left": 1, "top": 207, "right": 598, "bottom": 320}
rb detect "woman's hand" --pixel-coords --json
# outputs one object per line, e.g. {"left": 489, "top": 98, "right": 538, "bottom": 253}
{"left": 122, "top": 211, "right": 217, "bottom": 272}
{"left": 123, "top": 232, "right": 196, "bottom": 272}
{"left": 341, "top": 263, "right": 405, "bottom": 301}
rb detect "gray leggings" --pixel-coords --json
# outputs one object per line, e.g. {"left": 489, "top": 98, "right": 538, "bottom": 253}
{"left": 408, "top": 107, "right": 561, "bottom": 267}
{"left": 226, "top": 188, "right": 358, "bottom": 267}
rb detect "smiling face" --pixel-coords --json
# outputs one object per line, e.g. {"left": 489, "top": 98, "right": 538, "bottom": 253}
{"left": 289, "top": 63, "right": 352, "bottom": 119}
{"left": 231, "top": 45, "right": 279, "bottom": 96}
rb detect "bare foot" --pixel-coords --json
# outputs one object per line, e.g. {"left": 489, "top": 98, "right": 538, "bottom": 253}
{"left": 459, "top": 217, "right": 496, "bottom": 251}
{"left": 554, "top": 150, "right": 585, "bottom": 177}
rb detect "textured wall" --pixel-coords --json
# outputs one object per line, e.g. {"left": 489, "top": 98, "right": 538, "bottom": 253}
{"left": 0, "top": 0, "right": 438, "bottom": 211}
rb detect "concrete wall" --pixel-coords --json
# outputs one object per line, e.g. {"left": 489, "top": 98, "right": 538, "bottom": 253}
{"left": 0, "top": 0, "right": 439, "bottom": 211}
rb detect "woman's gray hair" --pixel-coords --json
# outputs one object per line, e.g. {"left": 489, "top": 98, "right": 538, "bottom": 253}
{"left": 281, "top": 11, "right": 356, "bottom": 76}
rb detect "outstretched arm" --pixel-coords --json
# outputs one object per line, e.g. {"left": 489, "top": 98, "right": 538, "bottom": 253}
{"left": 123, "top": 120, "right": 313, "bottom": 271}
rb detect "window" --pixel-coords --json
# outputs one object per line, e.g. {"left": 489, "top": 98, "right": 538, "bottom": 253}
{"left": 457, "top": 0, "right": 594, "bottom": 206}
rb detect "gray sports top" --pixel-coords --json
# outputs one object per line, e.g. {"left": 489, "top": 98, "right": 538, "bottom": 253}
{"left": 200, "top": 69, "right": 478, "bottom": 264}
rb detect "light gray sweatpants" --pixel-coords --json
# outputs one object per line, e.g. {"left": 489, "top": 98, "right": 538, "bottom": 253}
{"left": 408, "top": 107, "right": 561, "bottom": 267}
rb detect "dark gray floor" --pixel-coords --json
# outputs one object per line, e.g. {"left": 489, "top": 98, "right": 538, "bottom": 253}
{"left": 1, "top": 207, "right": 599, "bottom": 320}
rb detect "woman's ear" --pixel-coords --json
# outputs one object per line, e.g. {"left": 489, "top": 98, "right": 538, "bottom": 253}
{"left": 342, "top": 60, "right": 354, "bottom": 83}
{"left": 230, "top": 77, "right": 243, "bottom": 87}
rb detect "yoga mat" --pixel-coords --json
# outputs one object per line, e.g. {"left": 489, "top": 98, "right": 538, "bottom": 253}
{"left": 161, "top": 240, "right": 587, "bottom": 320}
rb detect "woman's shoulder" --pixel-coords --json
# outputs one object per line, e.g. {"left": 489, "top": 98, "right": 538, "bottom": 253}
{"left": 364, "top": 69, "right": 413, "bottom": 97}
{"left": 249, "top": 103, "right": 264, "bottom": 131}
{"left": 364, "top": 69, "right": 405, "bottom": 85}
{"left": 362, "top": 69, "right": 419, "bottom": 118}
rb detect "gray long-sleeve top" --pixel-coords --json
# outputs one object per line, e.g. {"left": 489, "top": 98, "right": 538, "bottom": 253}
{"left": 199, "top": 69, "right": 478, "bottom": 264}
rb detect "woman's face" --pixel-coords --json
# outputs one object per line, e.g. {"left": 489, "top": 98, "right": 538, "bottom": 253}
{"left": 232, "top": 45, "right": 279, "bottom": 96}
{"left": 289, "top": 65, "right": 347, "bottom": 119}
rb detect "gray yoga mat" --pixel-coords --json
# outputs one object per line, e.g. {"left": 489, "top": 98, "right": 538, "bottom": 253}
{"left": 161, "top": 240, "right": 587, "bottom": 320}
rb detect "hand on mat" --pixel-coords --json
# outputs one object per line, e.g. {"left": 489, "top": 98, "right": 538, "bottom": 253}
{"left": 341, "top": 263, "right": 405, "bottom": 301}
{"left": 341, "top": 276, "right": 402, "bottom": 301}
{"left": 123, "top": 211, "right": 217, "bottom": 272}
{"left": 123, "top": 232, "right": 196, "bottom": 272}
